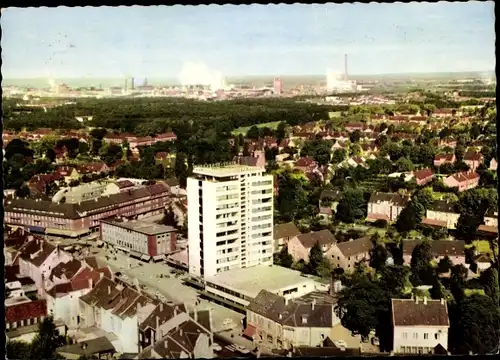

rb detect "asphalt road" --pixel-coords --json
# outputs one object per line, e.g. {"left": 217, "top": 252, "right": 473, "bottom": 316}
{"left": 92, "top": 246, "right": 244, "bottom": 333}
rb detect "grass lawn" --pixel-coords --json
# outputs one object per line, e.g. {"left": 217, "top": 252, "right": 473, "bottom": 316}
{"left": 432, "top": 192, "right": 458, "bottom": 201}
{"left": 466, "top": 240, "right": 493, "bottom": 255}
{"left": 328, "top": 111, "right": 342, "bottom": 119}
{"left": 232, "top": 121, "right": 282, "bottom": 136}
{"left": 464, "top": 289, "right": 486, "bottom": 297}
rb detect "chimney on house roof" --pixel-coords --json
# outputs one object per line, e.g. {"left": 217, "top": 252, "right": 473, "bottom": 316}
{"left": 88, "top": 278, "right": 93, "bottom": 289}
{"left": 174, "top": 306, "right": 178, "bottom": 316}
{"left": 312, "top": 299, "right": 316, "bottom": 311}
{"left": 179, "top": 328, "right": 183, "bottom": 337}
{"left": 156, "top": 316, "right": 160, "bottom": 332}
{"left": 108, "top": 286, "right": 111, "bottom": 295}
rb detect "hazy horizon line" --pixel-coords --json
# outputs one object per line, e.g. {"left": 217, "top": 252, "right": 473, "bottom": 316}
{"left": 2, "top": 70, "right": 495, "bottom": 81}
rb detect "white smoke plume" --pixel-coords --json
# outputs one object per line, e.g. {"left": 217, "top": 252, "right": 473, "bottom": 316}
{"left": 178, "top": 61, "right": 226, "bottom": 91}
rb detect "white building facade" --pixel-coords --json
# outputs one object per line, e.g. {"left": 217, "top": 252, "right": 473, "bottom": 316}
{"left": 188, "top": 164, "right": 274, "bottom": 279}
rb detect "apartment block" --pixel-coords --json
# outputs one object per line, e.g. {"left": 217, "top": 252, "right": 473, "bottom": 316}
{"left": 187, "top": 164, "right": 274, "bottom": 279}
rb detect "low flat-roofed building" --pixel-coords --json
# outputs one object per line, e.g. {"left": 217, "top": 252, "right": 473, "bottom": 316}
{"left": 100, "top": 218, "right": 177, "bottom": 262}
{"left": 203, "top": 265, "right": 327, "bottom": 312}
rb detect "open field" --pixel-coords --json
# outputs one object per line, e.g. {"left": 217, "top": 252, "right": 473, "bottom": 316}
{"left": 466, "top": 240, "right": 493, "bottom": 255}
{"left": 232, "top": 121, "right": 281, "bottom": 135}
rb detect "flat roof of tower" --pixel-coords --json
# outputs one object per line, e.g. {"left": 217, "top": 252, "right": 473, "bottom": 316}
{"left": 193, "top": 164, "right": 263, "bottom": 177}
{"left": 205, "top": 265, "right": 323, "bottom": 299}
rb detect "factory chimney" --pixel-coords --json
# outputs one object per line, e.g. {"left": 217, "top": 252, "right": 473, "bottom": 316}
{"left": 344, "top": 54, "right": 348, "bottom": 82}
{"left": 131, "top": 77, "right": 135, "bottom": 90}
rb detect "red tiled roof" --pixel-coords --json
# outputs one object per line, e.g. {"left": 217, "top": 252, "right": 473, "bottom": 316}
{"left": 392, "top": 299, "right": 449, "bottom": 327}
{"left": 434, "top": 153, "right": 455, "bottom": 162}
{"left": 463, "top": 151, "right": 483, "bottom": 161}
{"left": 294, "top": 157, "right": 316, "bottom": 167}
{"left": 414, "top": 168, "right": 434, "bottom": 180}
{"left": 449, "top": 171, "right": 479, "bottom": 183}
{"left": 6, "top": 300, "right": 47, "bottom": 323}
{"left": 421, "top": 218, "right": 447, "bottom": 227}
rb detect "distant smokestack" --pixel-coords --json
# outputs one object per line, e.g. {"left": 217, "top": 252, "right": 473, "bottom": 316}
{"left": 344, "top": 54, "right": 348, "bottom": 82}
{"left": 131, "top": 77, "right": 135, "bottom": 90}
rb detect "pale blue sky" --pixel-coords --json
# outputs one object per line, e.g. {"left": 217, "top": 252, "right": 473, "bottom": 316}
{"left": 1, "top": 2, "right": 496, "bottom": 79}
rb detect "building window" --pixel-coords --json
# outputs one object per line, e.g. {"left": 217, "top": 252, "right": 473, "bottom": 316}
{"left": 413, "top": 333, "right": 418, "bottom": 340}
{"left": 424, "top": 333, "right": 428, "bottom": 340}
{"left": 435, "top": 333, "right": 440, "bottom": 340}
{"left": 403, "top": 332, "right": 408, "bottom": 340}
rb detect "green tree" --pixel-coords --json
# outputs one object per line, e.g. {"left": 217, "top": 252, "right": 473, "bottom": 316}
{"left": 369, "top": 243, "right": 389, "bottom": 271}
{"left": 396, "top": 200, "right": 425, "bottom": 233}
{"left": 162, "top": 206, "right": 177, "bottom": 227}
{"left": 29, "top": 316, "right": 67, "bottom": 359}
{"left": 174, "top": 152, "right": 188, "bottom": 188}
{"left": 450, "top": 294, "right": 500, "bottom": 354}
{"left": 429, "top": 277, "right": 446, "bottom": 300}
{"left": 335, "top": 188, "right": 366, "bottom": 223}
{"left": 274, "top": 245, "right": 294, "bottom": 268}
{"left": 437, "top": 256, "right": 453, "bottom": 274}
{"left": 276, "top": 122, "right": 287, "bottom": 143}
{"left": 396, "top": 157, "right": 414, "bottom": 172}
{"left": 379, "top": 265, "right": 411, "bottom": 296}
{"left": 338, "top": 277, "right": 391, "bottom": 338}
{"left": 331, "top": 148, "right": 347, "bottom": 164}
{"left": 6, "top": 340, "right": 31, "bottom": 360}
{"left": 349, "top": 130, "right": 362, "bottom": 143}
{"left": 482, "top": 268, "right": 500, "bottom": 307}
{"left": 308, "top": 241, "right": 324, "bottom": 275}
{"left": 410, "top": 241, "right": 433, "bottom": 286}
{"left": 246, "top": 126, "right": 260, "bottom": 140}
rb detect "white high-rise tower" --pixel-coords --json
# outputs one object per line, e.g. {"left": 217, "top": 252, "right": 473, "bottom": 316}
{"left": 187, "top": 164, "right": 274, "bottom": 279}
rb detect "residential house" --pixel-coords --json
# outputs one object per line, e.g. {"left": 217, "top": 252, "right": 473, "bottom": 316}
{"left": 294, "top": 157, "right": 318, "bottom": 173}
{"left": 138, "top": 302, "right": 187, "bottom": 352}
{"left": 155, "top": 132, "right": 177, "bottom": 142}
{"left": 318, "top": 190, "right": 342, "bottom": 219}
{"left": 443, "top": 171, "right": 480, "bottom": 192}
{"left": 474, "top": 253, "right": 492, "bottom": 272}
{"left": 413, "top": 168, "right": 434, "bottom": 186}
{"left": 46, "top": 258, "right": 85, "bottom": 288}
{"left": 463, "top": 151, "right": 483, "bottom": 171}
{"left": 56, "top": 336, "right": 116, "bottom": 359}
{"left": 423, "top": 200, "right": 459, "bottom": 229}
{"left": 5, "top": 265, "right": 37, "bottom": 298}
{"left": 392, "top": 298, "right": 449, "bottom": 355}
{"left": 439, "top": 138, "right": 457, "bottom": 149}
{"left": 77, "top": 162, "right": 109, "bottom": 175}
{"left": 273, "top": 222, "right": 301, "bottom": 253}
{"left": 234, "top": 150, "right": 266, "bottom": 168}
{"left": 489, "top": 158, "right": 497, "bottom": 171}
{"left": 331, "top": 140, "right": 347, "bottom": 151}
{"left": 345, "top": 122, "right": 365, "bottom": 132}
{"left": 326, "top": 236, "right": 374, "bottom": 272}
{"left": 137, "top": 310, "right": 214, "bottom": 359}
{"left": 361, "top": 143, "right": 378, "bottom": 155}
{"left": 79, "top": 276, "right": 158, "bottom": 353}
{"left": 344, "top": 156, "right": 368, "bottom": 168}
{"left": 433, "top": 153, "right": 456, "bottom": 167}
{"left": 367, "top": 192, "right": 409, "bottom": 223}
{"left": 5, "top": 299, "right": 60, "bottom": 343}
{"left": 45, "top": 267, "right": 108, "bottom": 330}
{"left": 15, "top": 237, "right": 73, "bottom": 296}
{"left": 484, "top": 209, "right": 498, "bottom": 228}
{"left": 402, "top": 240, "right": 466, "bottom": 266}
{"left": 245, "top": 290, "right": 341, "bottom": 350}
{"left": 287, "top": 230, "right": 336, "bottom": 263}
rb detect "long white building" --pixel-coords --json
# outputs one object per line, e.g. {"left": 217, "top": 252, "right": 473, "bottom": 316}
{"left": 187, "top": 164, "right": 274, "bottom": 279}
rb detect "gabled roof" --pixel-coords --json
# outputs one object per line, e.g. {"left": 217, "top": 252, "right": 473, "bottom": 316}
{"left": 247, "top": 290, "right": 336, "bottom": 328}
{"left": 139, "top": 302, "right": 187, "bottom": 331}
{"left": 369, "top": 192, "right": 409, "bottom": 207}
{"left": 273, "top": 222, "right": 301, "bottom": 240}
{"left": 392, "top": 298, "right": 449, "bottom": 327}
{"left": 50, "top": 259, "right": 83, "bottom": 281}
{"left": 414, "top": 168, "right": 434, "bottom": 180}
{"left": 464, "top": 151, "right": 483, "bottom": 161}
{"left": 6, "top": 300, "right": 47, "bottom": 323}
{"left": 294, "top": 156, "right": 316, "bottom": 167}
{"left": 336, "top": 236, "right": 373, "bottom": 257}
{"left": 18, "top": 237, "right": 57, "bottom": 267}
{"left": 402, "top": 240, "right": 465, "bottom": 257}
{"left": 295, "top": 229, "right": 336, "bottom": 249}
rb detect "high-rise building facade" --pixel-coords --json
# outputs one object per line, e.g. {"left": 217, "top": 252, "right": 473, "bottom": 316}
{"left": 273, "top": 77, "right": 283, "bottom": 95}
{"left": 187, "top": 164, "right": 274, "bottom": 279}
